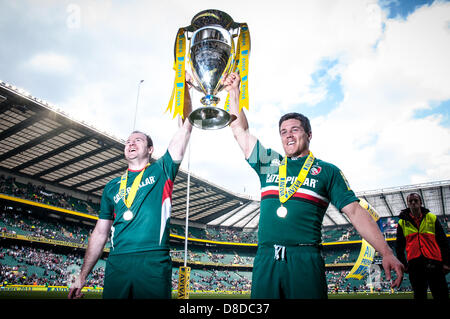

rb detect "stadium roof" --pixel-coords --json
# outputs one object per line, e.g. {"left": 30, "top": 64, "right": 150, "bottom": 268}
{"left": 1, "top": 81, "right": 449, "bottom": 229}
{"left": 208, "top": 180, "right": 450, "bottom": 228}
{"left": 0, "top": 81, "right": 250, "bottom": 225}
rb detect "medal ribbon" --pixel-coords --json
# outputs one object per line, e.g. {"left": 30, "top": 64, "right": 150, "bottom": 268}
{"left": 119, "top": 163, "right": 150, "bottom": 208}
{"left": 278, "top": 152, "right": 315, "bottom": 204}
{"left": 166, "top": 28, "right": 186, "bottom": 119}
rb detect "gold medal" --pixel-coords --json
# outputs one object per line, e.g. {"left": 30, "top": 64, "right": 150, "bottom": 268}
{"left": 277, "top": 205, "right": 288, "bottom": 218}
{"left": 123, "top": 210, "right": 133, "bottom": 221}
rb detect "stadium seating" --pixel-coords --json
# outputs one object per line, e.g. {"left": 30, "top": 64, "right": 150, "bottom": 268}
{"left": 2, "top": 175, "right": 450, "bottom": 295}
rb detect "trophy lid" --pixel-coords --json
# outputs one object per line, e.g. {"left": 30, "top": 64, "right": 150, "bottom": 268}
{"left": 188, "top": 9, "right": 239, "bottom": 31}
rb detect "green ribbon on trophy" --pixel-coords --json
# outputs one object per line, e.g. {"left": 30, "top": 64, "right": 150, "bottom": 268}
{"left": 166, "top": 9, "right": 251, "bottom": 130}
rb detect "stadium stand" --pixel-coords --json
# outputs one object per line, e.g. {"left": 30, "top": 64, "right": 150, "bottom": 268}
{"left": 1, "top": 176, "right": 448, "bottom": 294}
{"left": 1, "top": 81, "right": 449, "bottom": 297}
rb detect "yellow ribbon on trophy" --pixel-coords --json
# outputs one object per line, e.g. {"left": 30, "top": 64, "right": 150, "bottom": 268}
{"left": 167, "top": 23, "right": 250, "bottom": 119}
{"left": 166, "top": 28, "right": 186, "bottom": 119}
{"left": 224, "top": 23, "right": 250, "bottom": 113}
{"left": 345, "top": 198, "right": 381, "bottom": 280}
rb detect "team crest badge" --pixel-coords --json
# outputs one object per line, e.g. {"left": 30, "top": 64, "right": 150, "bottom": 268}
{"left": 310, "top": 165, "right": 322, "bottom": 176}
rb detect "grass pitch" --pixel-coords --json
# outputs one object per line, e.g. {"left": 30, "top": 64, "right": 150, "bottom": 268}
{"left": 0, "top": 290, "right": 417, "bottom": 299}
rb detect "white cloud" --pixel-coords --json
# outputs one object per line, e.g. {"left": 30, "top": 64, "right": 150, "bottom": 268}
{"left": 244, "top": 0, "right": 386, "bottom": 111}
{"left": 2, "top": 0, "right": 449, "bottom": 198}
{"left": 25, "top": 52, "right": 74, "bottom": 74}
{"left": 312, "top": 1, "right": 450, "bottom": 191}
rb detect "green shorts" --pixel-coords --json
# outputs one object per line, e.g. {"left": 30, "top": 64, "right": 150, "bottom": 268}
{"left": 251, "top": 244, "right": 327, "bottom": 299}
{"left": 103, "top": 250, "right": 172, "bottom": 299}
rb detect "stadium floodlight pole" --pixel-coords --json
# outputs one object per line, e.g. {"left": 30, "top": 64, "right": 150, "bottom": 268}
{"left": 132, "top": 80, "right": 144, "bottom": 130}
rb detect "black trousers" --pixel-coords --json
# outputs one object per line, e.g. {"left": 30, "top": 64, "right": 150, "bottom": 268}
{"left": 408, "top": 257, "right": 448, "bottom": 300}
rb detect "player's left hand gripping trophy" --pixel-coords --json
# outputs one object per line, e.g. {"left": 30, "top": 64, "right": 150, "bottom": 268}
{"left": 166, "top": 9, "right": 251, "bottom": 130}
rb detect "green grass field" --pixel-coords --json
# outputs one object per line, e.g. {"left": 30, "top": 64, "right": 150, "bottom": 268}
{"left": 0, "top": 290, "right": 419, "bottom": 299}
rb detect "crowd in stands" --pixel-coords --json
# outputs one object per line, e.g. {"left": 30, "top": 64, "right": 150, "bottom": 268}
{"left": 171, "top": 224, "right": 259, "bottom": 244}
{"left": 205, "top": 227, "right": 257, "bottom": 243}
{"left": 0, "top": 211, "right": 90, "bottom": 245}
{"left": 0, "top": 244, "right": 255, "bottom": 292}
{"left": 0, "top": 175, "right": 99, "bottom": 216}
{"left": 327, "top": 268, "right": 411, "bottom": 293}
{"left": 4, "top": 173, "right": 442, "bottom": 245}
{"left": 0, "top": 206, "right": 424, "bottom": 293}
{"left": 3, "top": 173, "right": 419, "bottom": 245}
{"left": 2, "top": 201, "right": 397, "bottom": 249}
{"left": 0, "top": 245, "right": 104, "bottom": 288}
{"left": 321, "top": 225, "right": 360, "bottom": 242}
{"left": 172, "top": 268, "right": 251, "bottom": 292}
{"left": 2, "top": 174, "right": 450, "bottom": 294}
{"left": 1, "top": 244, "right": 412, "bottom": 293}
{"left": 171, "top": 247, "right": 254, "bottom": 266}
{"left": 323, "top": 249, "right": 356, "bottom": 264}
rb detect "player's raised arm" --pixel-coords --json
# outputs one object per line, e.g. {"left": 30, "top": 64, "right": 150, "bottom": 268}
{"left": 168, "top": 73, "right": 193, "bottom": 162}
{"left": 224, "top": 72, "right": 257, "bottom": 160}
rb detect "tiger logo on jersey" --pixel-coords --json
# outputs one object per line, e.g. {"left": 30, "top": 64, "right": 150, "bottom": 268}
{"left": 310, "top": 165, "right": 322, "bottom": 176}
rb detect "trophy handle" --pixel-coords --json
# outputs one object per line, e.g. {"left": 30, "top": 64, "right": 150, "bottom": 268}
{"left": 187, "top": 79, "right": 203, "bottom": 93}
{"left": 215, "top": 83, "right": 225, "bottom": 92}
{"left": 230, "top": 26, "right": 240, "bottom": 38}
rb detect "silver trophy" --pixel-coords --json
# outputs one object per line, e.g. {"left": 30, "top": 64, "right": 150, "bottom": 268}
{"left": 189, "top": 25, "right": 232, "bottom": 129}
{"left": 173, "top": 10, "right": 250, "bottom": 130}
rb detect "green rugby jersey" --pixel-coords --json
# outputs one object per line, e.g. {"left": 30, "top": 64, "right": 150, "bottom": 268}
{"left": 99, "top": 151, "right": 180, "bottom": 255}
{"left": 247, "top": 140, "right": 358, "bottom": 246}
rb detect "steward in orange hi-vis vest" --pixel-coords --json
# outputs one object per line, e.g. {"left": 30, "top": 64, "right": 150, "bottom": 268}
{"left": 398, "top": 209, "right": 443, "bottom": 262}
{"left": 395, "top": 192, "right": 449, "bottom": 300}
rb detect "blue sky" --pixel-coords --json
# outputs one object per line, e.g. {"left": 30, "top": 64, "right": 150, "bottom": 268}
{"left": 299, "top": 0, "right": 449, "bottom": 125}
{"left": 381, "top": 0, "right": 436, "bottom": 18}
{"left": 0, "top": 0, "right": 449, "bottom": 198}
{"left": 299, "top": 58, "right": 344, "bottom": 118}
{"left": 373, "top": 0, "right": 450, "bottom": 128}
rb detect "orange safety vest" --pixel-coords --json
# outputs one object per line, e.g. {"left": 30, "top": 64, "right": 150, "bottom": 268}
{"left": 398, "top": 212, "right": 442, "bottom": 262}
